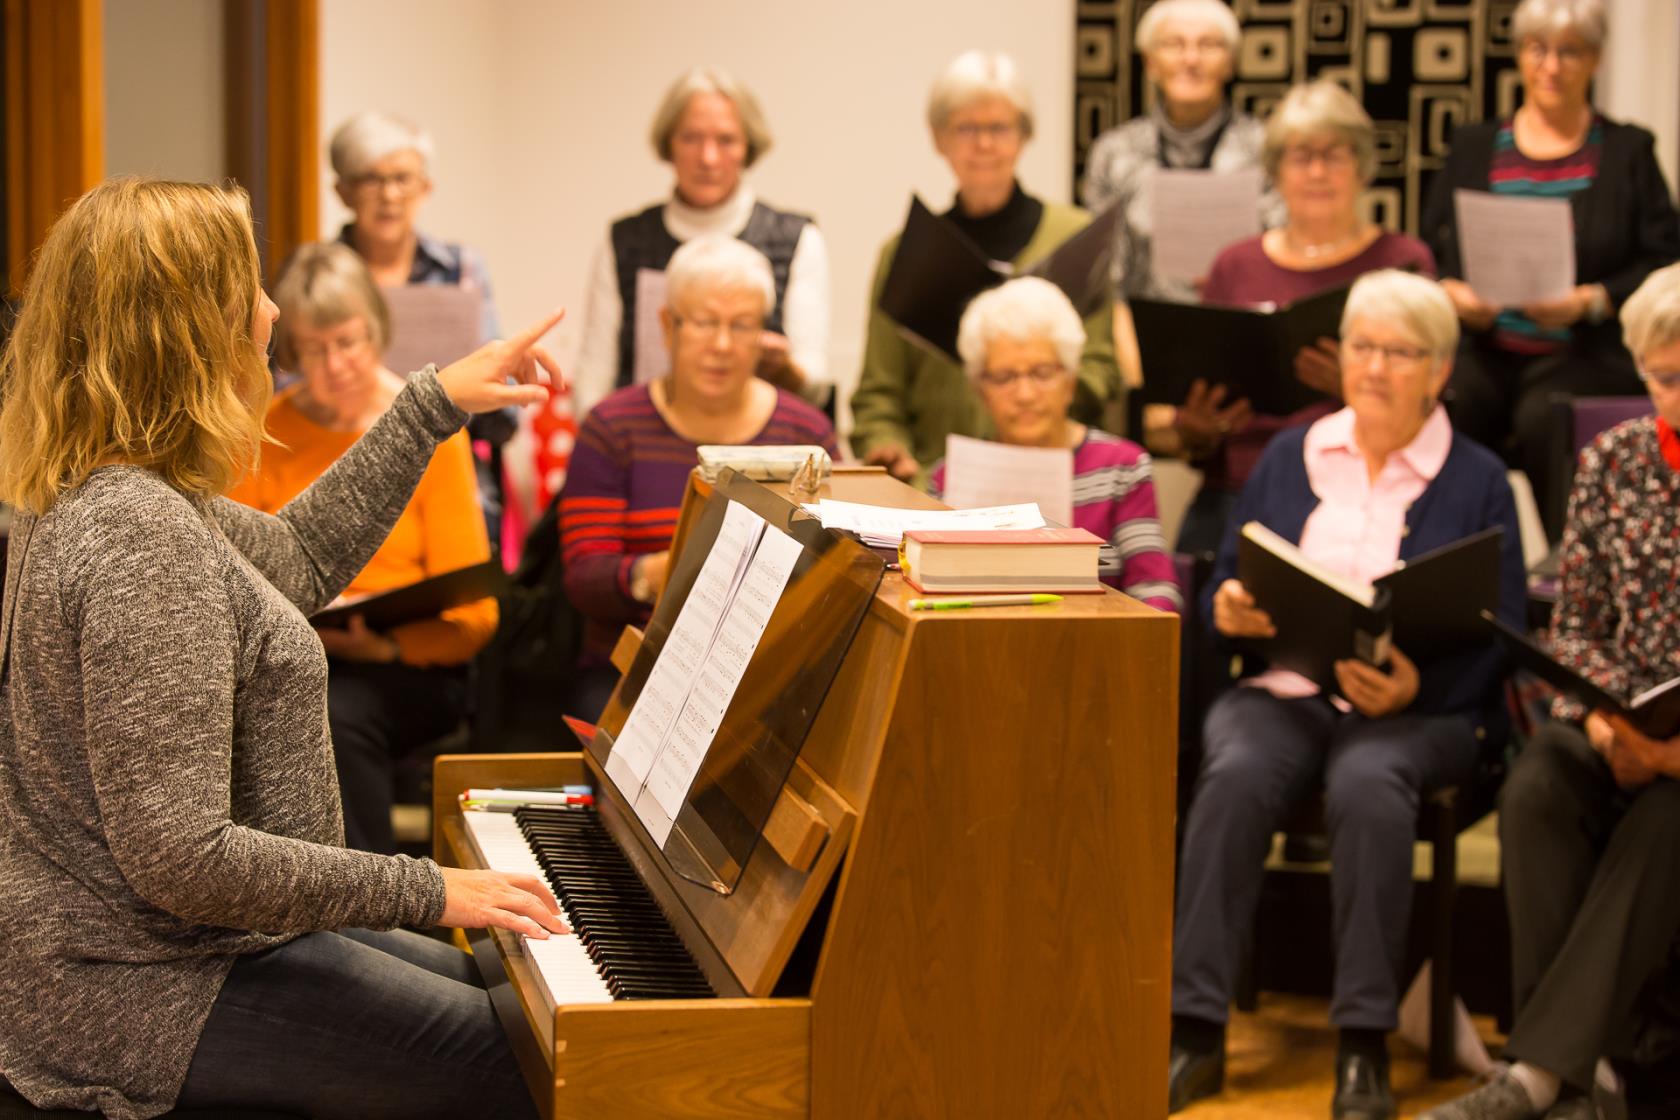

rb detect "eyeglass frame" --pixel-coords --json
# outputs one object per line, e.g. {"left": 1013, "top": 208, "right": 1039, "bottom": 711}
{"left": 1341, "top": 337, "right": 1437, "bottom": 368}
{"left": 348, "top": 169, "right": 428, "bottom": 198}
{"left": 975, "top": 362, "right": 1068, "bottom": 389}
{"left": 670, "top": 313, "right": 764, "bottom": 345}
{"left": 1517, "top": 37, "right": 1596, "bottom": 69}
{"left": 1638, "top": 367, "right": 1680, "bottom": 391}
{"left": 294, "top": 326, "right": 375, "bottom": 367}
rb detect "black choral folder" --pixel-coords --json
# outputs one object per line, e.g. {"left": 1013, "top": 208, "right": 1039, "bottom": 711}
{"left": 1482, "top": 611, "right": 1680, "bottom": 739}
{"left": 311, "top": 560, "right": 505, "bottom": 631}
{"left": 1132, "top": 284, "right": 1348, "bottom": 416}
{"left": 1237, "top": 524, "right": 1503, "bottom": 691}
{"left": 878, "top": 195, "right": 1120, "bottom": 361}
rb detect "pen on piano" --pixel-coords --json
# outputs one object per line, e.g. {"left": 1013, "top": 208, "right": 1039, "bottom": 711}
{"left": 460, "top": 788, "right": 594, "bottom": 809}
{"left": 908, "top": 593, "right": 1063, "bottom": 611}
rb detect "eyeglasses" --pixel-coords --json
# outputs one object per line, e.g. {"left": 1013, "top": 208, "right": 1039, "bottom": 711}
{"left": 1155, "top": 37, "right": 1228, "bottom": 59}
{"left": 1280, "top": 143, "right": 1358, "bottom": 171}
{"left": 948, "top": 121, "right": 1020, "bottom": 145}
{"left": 976, "top": 363, "right": 1066, "bottom": 389}
{"left": 673, "top": 315, "right": 762, "bottom": 344}
{"left": 671, "top": 130, "right": 746, "bottom": 153}
{"left": 1343, "top": 338, "right": 1434, "bottom": 367}
{"left": 296, "top": 329, "right": 373, "bottom": 366}
{"left": 1638, "top": 367, "right": 1680, "bottom": 391}
{"left": 1519, "top": 39, "right": 1594, "bottom": 69}
{"left": 349, "top": 170, "right": 425, "bottom": 198}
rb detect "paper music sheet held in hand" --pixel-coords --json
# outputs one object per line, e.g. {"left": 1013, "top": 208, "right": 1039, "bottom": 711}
{"left": 380, "top": 286, "right": 483, "bottom": 378}
{"left": 1150, "top": 167, "right": 1265, "bottom": 285}
{"left": 633, "top": 268, "right": 672, "bottom": 385}
{"left": 1453, "top": 190, "right": 1576, "bottom": 307}
{"left": 942, "top": 434, "right": 1073, "bottom": 526}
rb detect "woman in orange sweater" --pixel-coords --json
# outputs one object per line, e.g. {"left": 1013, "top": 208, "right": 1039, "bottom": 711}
{"left": 231, "top": 241, "right": 496, "bottom": 853}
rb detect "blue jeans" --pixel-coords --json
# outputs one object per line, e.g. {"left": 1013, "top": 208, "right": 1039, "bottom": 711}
{"left": 177, "top": 928, "right": 537, "bottom": 1119}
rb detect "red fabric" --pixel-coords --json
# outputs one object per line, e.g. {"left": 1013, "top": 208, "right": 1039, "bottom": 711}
{"left": 1658, "top": 416, "right": 1680, "bottom": 472}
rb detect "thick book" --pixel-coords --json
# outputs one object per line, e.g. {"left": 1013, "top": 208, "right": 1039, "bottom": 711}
{"left": 878, "top": 195, "right": 1121, "bottom": 362}
{"left": 1131, "top": 284, "right": 1349, "bottom": 416}
{"left": 1482, "top": 611, "right": 1680, "bottom": 739}
{"left": 1236, "top": 524, "right": 1503, "bottom": 690}
{"left": 900, "top": 527, "right": 1105, "bottom": 594}
{"left": 311, "top": 560, "right": 506, "bottom": 631}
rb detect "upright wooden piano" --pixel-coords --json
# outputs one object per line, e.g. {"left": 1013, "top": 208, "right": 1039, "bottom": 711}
{"left": 435, "top": 468, "right": 1178, "bottom": 1117}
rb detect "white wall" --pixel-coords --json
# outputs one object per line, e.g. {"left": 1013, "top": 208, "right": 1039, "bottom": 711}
{"left": 105, "top": 0, "right": 225, "bottom": 181}
{"left": 318, "top": 0, "right": 1076, "bottom": 436}
{"left": 1601, "top": 0, "right": 1680, "bottom": 190}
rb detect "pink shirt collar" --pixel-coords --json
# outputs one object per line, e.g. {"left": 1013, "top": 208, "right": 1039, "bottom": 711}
{"left": 1303, "top": 405, "right": 1453, "bottom": 487}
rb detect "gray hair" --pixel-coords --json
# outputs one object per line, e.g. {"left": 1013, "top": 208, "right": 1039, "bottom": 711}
{"left": 648, "top": 66, "right": 774, "bottom": 168}
{"left": 1512, "top": 0, "right": 1608, "bottom": 51}
{"left": 1262, "top": 80, "right": 1379, "bottom": 183}
{"left": 328, "top": 111, "right": 434, "bottom": 182}
{"left": 1620, "top": 262, "right": 1680, "bottom": 360}
{"left": 665, "top": 235, "right": 776, "bottom": 315}
{"left": 1340, "top": 270, "right": 1460, "bottom": 358}
{"left": 926, "top": 50, "right": 1036, "bottom": 140}
{"left": 271, "top": 242, "right": 391, "bottom": 370}
{"left": 1135, "top": 0, "right": 1242, "bottom": 56}
{"left": 956, "top": 277, "right": 1086, "bottom": 379}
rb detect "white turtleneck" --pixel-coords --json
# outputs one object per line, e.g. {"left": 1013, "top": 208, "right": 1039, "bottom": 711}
{"left": 572, "top": 185, "right": 831, "bottom": 417}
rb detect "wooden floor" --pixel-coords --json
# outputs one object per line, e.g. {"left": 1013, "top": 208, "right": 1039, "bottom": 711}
{"left": 1183, "top": 994, "right": 1503, "bottom": 1119}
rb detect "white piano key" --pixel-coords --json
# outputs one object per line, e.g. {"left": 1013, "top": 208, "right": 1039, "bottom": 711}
{"left": 461, "top": 811, "right": 613, "bottom": 1005}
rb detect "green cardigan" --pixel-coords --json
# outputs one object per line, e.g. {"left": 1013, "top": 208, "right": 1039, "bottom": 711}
{"left": 848, "top": 201, "right": 1120, "bottom": 488}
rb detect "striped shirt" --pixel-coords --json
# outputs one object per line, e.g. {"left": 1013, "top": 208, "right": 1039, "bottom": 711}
{"left": 1489, "top": 116, "right": 1603, "bottom": 352}
{"left": 558, "top": 383, "right": 837, "bottom": 661}
{"left": 928, "top": 429, "right": 1182, "bottom": 612}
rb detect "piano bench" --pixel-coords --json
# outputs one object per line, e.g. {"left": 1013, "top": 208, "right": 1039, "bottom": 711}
{"left": 0, "top": 1082, "right": 304, "bottom": 1119}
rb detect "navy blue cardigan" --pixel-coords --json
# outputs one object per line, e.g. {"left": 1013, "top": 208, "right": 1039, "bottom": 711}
{"left": 1202, "top": 424, "right": 1527, "bottom": 737}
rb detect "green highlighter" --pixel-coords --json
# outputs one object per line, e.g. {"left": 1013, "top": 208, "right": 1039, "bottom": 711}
{"left": 907, "top": 593, "right": 1064, "bottom": 611}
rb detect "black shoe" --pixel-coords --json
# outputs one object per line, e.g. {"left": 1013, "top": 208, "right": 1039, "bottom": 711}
{"left": 1333, "top": 1051, "right": 1396, "bottom": 1120}
{"left": 1168, "top": 1044, "right": 1224, "bottom": 1112}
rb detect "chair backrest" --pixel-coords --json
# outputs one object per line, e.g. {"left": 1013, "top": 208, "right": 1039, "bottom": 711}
{"left": 1571, "top": 396, "right": 1654, "bottom": 454}
{"left": 1549, "top": 395, "right": 1655, "bottom": 539}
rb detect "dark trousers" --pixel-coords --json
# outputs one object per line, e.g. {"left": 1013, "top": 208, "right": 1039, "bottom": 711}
{"left": 1173, "top": 688, "right": 1480, "bottom": 1030}
{"left": 1501, "top": 722, "right": 1680, "bottom": 1090}
{"left": 328, "top": 659, "right": 468, "bottom": 854}
{"left": 178, "top": 927, "right": 536, "bottom": 1119}
{"left": 1445, "top": 333, "right": 1641, "bottom": 539}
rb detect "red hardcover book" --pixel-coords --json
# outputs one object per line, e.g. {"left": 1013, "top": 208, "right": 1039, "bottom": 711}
{"left": 900, "top": 527, "right": 1105, "bottom": 594}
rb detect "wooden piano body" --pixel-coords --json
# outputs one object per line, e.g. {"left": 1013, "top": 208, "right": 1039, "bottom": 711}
{"left": 435, "top": 469, "right": 1179, "bottom": 1117}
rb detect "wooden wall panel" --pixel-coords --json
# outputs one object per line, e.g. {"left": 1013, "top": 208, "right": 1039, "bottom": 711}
{"left": 4, "top": 0, "right": 103, "bottom": 294}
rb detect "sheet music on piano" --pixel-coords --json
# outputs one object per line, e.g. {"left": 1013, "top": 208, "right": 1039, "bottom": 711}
{"left": 588, "top": 471, "right": 884, "bottom": 896}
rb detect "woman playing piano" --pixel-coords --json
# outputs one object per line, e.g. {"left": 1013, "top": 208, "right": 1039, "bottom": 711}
{"left": 0, "top": 179, "right": 564, "bottom": 1118}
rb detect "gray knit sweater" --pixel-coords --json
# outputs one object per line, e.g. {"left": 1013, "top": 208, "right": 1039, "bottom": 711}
{"left": 0, "top": 371, "right": 462, "bottom": 1117}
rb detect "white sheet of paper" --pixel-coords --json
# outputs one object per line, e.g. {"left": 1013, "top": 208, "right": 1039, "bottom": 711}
{"left": 604, "top": 501, "right": 763, "bottom": 796}
{"left": 812, "top": 499, "right": 1047, "bottom": 547}
{"left": 1149, "top": 166, "right": 1265, "bottom": 284}
{"left": 380, "top": 286, "right": 483, "bottom": 378}
{"left": 941, "top": 434, "right": 1074, "bottom": 527}
{"left": 643, "top": 525, "right": 802, "bottom": 819}
{"left": 1453, "top": 189, "right": 1576, "bottom": 307}
{"left": 633, "top": 268, "right": 672, "bottom": 386}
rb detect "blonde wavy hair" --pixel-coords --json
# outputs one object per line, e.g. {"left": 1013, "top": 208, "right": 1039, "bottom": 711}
{"left": 0, "top": 178, "right": 271, "bottom": 514}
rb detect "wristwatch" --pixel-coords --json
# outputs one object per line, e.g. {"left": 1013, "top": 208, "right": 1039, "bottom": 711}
{"left": 1583, "top": 284, "right": 1611, "bottom": 325}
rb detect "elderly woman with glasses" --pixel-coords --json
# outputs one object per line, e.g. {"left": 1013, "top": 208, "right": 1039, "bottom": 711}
{"left": 850, "top": 50, "right": 1120, "bottom": 489}
{"left": 559, "top": 234, "right": 837, "bottom": 719}
{"left": 229, "top": 242, "right": 497, "bottom": 857}
{"left": 1422, "top": 0, "right": 1680, "bottom": 538}
{"left": 1157, "top": 80, "right": 1436, "bottom": 556}
{"left": 1421, "top": 264, "right": 1680, "bottom": 1120}
{"left": 1081, "top": 0, "right": 1270, "bottom": 307}
{"left": 927, "top": 277, "right": 1180, "bottom": 612}
{"left": 572, "top": 66, "right": 831, "bottom": 417}
{"left": 1168, "top": 271, "right": 1525, "bottom": 1120}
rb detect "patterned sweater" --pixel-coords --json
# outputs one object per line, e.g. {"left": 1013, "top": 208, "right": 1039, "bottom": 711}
{"left": 929, "top": 429, "right": 1183, "bottom": 612}
{"left": 558, "top": 383, "right": 836, "bottom": 662}
{"left": 1549, "top": 416, "right": 1680, "bottom": 721}
{"left": 0, "top": 372, "right": 459, "bottom": 1117}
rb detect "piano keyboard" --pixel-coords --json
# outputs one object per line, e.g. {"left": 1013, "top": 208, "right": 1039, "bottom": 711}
{"left": 460, "top": 805, "right": 714, "bottom": 1005}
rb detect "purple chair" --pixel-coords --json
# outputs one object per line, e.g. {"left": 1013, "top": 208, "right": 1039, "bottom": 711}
{"left": 1547, "top": 395, "right": 1654, "bottom": 538}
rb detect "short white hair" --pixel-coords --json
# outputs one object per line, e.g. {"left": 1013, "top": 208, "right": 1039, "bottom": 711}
{"left": 648, "top": 65, "right": 774, "bottom": 168}
{"left": 1263, "top": 80, "right": 1379, "bottom": 183}
{"left": 664, "top": 235, "right": 776, "bottom": 316}
{"left": 328, "top": 111, "right": 434, "bottom": 182}
{"left": 1341, "top": 270, "right": 1460, "bottom": 358}
{"left": 956, "top": 277, "right": 1086, "bottom": 379}
{"left": 1620, "top": 262, "right": 1680, "bottom": 361}
{"left": 1512, "top": 0, "right": 1608, "bottom": 51}
{"left": 926, "top": 50, "right": 1035, "bottom": 140}
{"left": 1135, "top": 0, "right": 1242, "bottom": 56}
